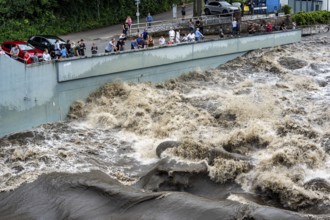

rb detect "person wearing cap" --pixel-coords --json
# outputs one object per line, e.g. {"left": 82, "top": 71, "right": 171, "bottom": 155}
{"left": 169, "top": 27, "right": 175, "bottom": 43}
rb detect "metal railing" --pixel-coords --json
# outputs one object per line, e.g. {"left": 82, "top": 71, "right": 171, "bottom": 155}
{"left": 128, "top": 12, "right": 287, "bottom": 36}
{"left": 129, "top": 13, "right": 237, "bottom": 36}
{"left": 300, "top": 24, "right": 330, "bottom": 35}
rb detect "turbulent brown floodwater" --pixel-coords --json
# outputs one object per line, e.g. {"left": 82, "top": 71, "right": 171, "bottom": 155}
{"left": 0, "top": 34, "right": 329, "bottom": 220}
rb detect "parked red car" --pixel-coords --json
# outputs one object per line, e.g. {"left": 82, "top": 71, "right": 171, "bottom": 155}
{"left": 1, "top": 40, "right": 43, "bottom": 64}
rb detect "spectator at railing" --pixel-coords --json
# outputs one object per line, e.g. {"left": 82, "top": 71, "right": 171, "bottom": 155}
{"left": 292, "top": 21, "right": 296, "bottom": 30}
{"left": 231, "top": 18, "right": 238, "bottom": 36}
{"left": 147, "top": 35, "right": 154, "bottom": 47}
{"left": 91, "top": 42, "right": 98, "bottom": 55}
{"left": 79, "top": 39, "right": 86, "bottom": 56}
{"left": 142, "top": 29, "right": 149, "bottom": 41}
{"left": 182, "top": 33, "right": 188, "bottom": 42}
{"left": 60, "top": 45, "right": 68, "bottom": 58}
{"left": 32, "top": 51, "right": 39, "bottom": 63}
{"left": 0, "top": 46, "right": 5, "bottom": 54}
{"left": 175, "top": 30, "right": 181, "bottom": 43}
{"left": 248, "top": 21, "right": 258, "bottom": 34}
{"left": 266, "top": 23, "right": 273, "bottom": 32}
{"left": 131, "top": 37, "right": 139, "bottom": 50}
{"left": 195, "top": 28, "right": 204, "bottom": 41}
{"left": 137, "top": 34, "right": 146, "bottom": 48}
{"left": 10, "top": 45, "right": 19, "bottom": 59}
{"left": 169, "top": 27, "right": 175, "bottom": 43}
{"left": 116, "top": 38, "right": 125, "bottom": 51}
{"left": 187, "top": 32, "right": 195, "bottom": 42}
{"left": 105, "top": 38, "right": 116, "bottom": 53}
{"left": 119, "top": 33, "right": 127, "bottom": 41}
{"left": 66, "top": 40, "right": 72, "bottom": 57}
{"left": 43, "top": 49, "right": 51, "bottom": 61}
{"left": 54, "top": 39, "right": 61, "bottom": 59}
{"left": 23, "top": 51, "right": 32, "bottom": 64}
{"left": 159, "top": 36, "right": 166, "bottom": 45}
{"left": 280, "top": 22, "right": 287, "bottom": 31}
{"left": 71, "top": 41, "right": 80, "bottom": 56}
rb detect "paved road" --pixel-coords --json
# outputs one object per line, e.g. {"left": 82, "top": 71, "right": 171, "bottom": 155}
{"left": 60, "top": 4, "right": 194, "bottom": 56}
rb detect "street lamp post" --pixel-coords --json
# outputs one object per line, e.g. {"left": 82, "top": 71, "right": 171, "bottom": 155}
{"left": 135, "top": 0, "right": 140, "bottom": 33}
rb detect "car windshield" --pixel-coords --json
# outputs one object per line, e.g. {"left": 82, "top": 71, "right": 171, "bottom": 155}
{"left": 221, "top": 1, "right": 231, "bottom": 6}
{"left": 18, "top": 44, "right": 34, "bottom": 50}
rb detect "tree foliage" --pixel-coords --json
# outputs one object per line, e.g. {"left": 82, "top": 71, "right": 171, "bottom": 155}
{"left": 0, "top": 0, "right": 181, "bottom": 42}
{"left": 292, "top": 10, "right": 330, "bottom": 25}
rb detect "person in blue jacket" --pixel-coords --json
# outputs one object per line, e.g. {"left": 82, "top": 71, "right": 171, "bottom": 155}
{"left": 146, "top": 13, "right": 153, "bottom": 27}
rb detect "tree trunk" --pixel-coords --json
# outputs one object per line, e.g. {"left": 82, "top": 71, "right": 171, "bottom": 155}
{"left": 193, "top": 0, "right": 203, "bottom": 17}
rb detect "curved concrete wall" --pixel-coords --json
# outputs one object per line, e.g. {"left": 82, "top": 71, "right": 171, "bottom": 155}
{"left": 0, "top": 30, "right": 301, "bottom": 137}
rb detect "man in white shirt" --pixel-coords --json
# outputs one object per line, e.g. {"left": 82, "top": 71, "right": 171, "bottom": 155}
{"left": 175, "top": 30, "right": 181, "bottom": 43}
{"left": 43, "top": 48, "right": 51, "bottom": 61}
{"left": 159, "top": 36, "right": 166, "bottom": 45}
{"left": 232, "top": 18, "right": 237, "bottom": 36}
{"left": 187, "top": 32, "right": 195, "bottom": 42}
{"left": 169, "top": 27, "right": 175, "bottom": 43}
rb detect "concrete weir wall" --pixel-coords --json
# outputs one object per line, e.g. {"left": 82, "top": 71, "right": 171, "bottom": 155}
{"left": 0, "top": 30, "right": 301, "bottom": 137}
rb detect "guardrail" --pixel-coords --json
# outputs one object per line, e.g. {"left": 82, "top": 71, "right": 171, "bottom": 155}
{"left": 300, "top": 24, "right": 329, "bottom": 35}
{"left": 0, "top": 50, "right": 28, "bottom": 64}
{"left": 129, "top": 13, "right": 285, "bottom": 36}
{"left": 0, "top": 50, "right": 47, "bottom": 65}
{"left": 129, "top": 13, "right": 236, "bottom": 35}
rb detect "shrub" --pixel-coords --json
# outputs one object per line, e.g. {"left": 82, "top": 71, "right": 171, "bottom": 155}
{"left": 292, "top": 10, "right": 330, "bottom": 25}
{"left": 281, "top": 5, "right": 291, "bottom": 15}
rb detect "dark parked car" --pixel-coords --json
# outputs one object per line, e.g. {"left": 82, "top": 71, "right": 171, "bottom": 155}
{"left": 1, "top": 40, "right": 43, "bottom": 64}
{"left": 27, "top": 35, "right": 67, "bottom": 58}
{"left": 204, "top": 1, "right": 239, "bottom": 15}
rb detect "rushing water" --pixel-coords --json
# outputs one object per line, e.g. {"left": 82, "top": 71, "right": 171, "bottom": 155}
{"left": 0, "top": 34, "right": 329, "bottom": 219}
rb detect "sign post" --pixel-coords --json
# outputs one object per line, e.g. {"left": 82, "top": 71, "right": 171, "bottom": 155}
{"left": 172, "top": 4, "right": 177, "bottom": 19}
{"left": 136, "top": 0, "right": 140, "bottom": 33}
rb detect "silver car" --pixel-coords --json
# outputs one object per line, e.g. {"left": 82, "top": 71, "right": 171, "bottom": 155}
{"left": 204, "top": 1, "right": 239, "bottom": 15}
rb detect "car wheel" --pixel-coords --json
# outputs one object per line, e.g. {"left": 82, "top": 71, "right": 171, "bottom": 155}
{"left": 205, "top": 9, "right": 211, "bottom": 15}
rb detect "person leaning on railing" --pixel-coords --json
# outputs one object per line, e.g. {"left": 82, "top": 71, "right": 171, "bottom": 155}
{"left": 23, "top": 51, "right": 32, "bottom": 64}
{"left": 10, "top": 45, "right": 20, "bottom": 59}
{"left": 0, "top": 46, "right": 5, "bottom": 55}
{"left": 43, "top": 48, "right": 52, "bottom": 61}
